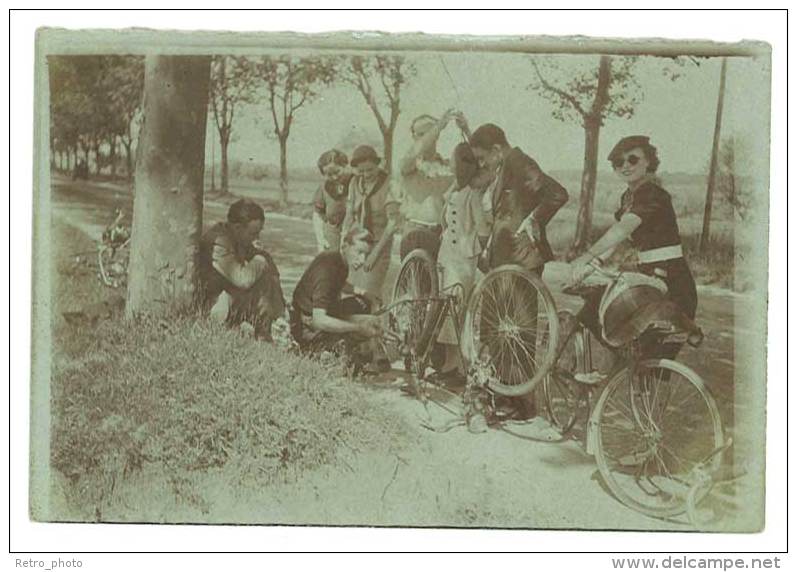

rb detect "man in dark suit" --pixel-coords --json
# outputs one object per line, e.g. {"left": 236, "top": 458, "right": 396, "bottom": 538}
{"left": 469, "top": 123, "right": 569, "bottom": 421}
{"left": 470, "top": 123, "right": 569, "bottom": 274}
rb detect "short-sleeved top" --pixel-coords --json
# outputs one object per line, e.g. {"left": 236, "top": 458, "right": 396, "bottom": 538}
{"left": 399, "top": 155, "right": 453, "bottom": 225}
{"left": 614, "top": 180, "right": 682, "bottom": 252}
{"left": 345, "top": 169, "right": 400, "bottom": 241}
{"left": 292, "top": 251, "right": 348, "bottom": 317}
{"left": 313, "top": 176, "right": 350, "bottom": 227}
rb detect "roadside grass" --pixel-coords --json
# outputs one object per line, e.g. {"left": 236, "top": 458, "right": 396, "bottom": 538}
{"left": 50, "top": 219, "right": 410, "bottom": 521}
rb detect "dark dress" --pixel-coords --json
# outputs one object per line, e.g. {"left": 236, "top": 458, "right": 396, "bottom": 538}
{"left": 577, "top": 179, "right": 698, "bottom": 359}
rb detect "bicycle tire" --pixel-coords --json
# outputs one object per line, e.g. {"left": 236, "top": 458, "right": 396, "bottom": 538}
{"left": 542, "top": 311, "right": 585, "bottom": 434}
{"left": 461, "top": 264, "right": 559, "bottom": 397}
{"left": 390, "top": 248, "right": 439, "bottom": 372}
{"left": 591, "top": 359, "right": 724, "bottom": 518}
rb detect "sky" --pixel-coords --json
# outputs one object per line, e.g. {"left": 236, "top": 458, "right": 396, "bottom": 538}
{"left": 207, "top": 51, "right": 771, "bottom": 178}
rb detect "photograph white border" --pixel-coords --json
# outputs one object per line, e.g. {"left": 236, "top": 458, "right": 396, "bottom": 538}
{"left": 6, "top": 5, "right": 789, "bottom": 562}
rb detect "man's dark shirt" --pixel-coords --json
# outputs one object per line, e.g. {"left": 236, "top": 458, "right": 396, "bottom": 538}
{"left": 292, "top": 251, "right": 349, "bottom": 317}
{"left": 492, "top": 147, "right": 568, "bottom": 262}
{"left": 614, "top": 180, "right": 682, "bottom": 252}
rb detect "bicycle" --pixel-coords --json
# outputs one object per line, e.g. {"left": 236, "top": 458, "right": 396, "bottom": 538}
{"left": 544, "top": 263, "right": 725, "bottom": 519}
{"left": 386, "top": 247, "right": 559, "bottom": 418}
{"left": 97, "top": 209, "right": 131, "bottom": 288}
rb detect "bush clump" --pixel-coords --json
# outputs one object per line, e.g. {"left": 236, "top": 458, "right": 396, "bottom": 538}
{"left": 51, "top": 315, "right": 407, "bottom": 519}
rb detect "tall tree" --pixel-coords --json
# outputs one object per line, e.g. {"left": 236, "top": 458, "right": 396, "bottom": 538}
{"left": 104, "top": 55, "right": 145, "bottom": 181}
{"left": 341, "top": 55, "right": 414, "bottom": 174}
{"left": 248, "top": 55, "right": 335, "bottom": 204}
{"left": 209, "top": 56, "right": 252, "bottom": 194}
{"left": 126, "top": 55, "right": 211, "bottom": 317}
{"left": 530, "top": 55, "right": 641, "bottom": 254}
{"left": 700, "top": 57, "right": 728, "bottom": 253}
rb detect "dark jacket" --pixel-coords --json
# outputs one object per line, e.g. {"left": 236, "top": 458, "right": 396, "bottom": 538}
{"left": 491, "top": 147, "right": 569, "bottom": 263}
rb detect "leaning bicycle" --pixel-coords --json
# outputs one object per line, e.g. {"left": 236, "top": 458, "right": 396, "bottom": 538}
{"left": 387, "top": 247, "right": 559, "bottom": 412}
{"left": 544, "top": 263, "right": 725, "bottom": 519}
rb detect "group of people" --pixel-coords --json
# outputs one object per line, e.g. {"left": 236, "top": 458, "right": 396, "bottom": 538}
{"left": 195, "top": 109, "right": 699, "bottom": 421}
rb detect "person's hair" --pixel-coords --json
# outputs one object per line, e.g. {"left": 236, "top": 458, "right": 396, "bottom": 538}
{"left": 411, "top": 114, "right": 438, "bottom": 136}
{"left": 317, "top": 149, "right": 349, "bottom": 173}
{"left": 227, "top": 199, "right": 265, "bottom": 224}
{"left": 607, "top": 136, "right": 660, "bottom": 173}
{"left": 469, "top": 123, "right": 509, "bottom": 150}
{"left": 453, "top": 142, "right": 479, "bottom": 188}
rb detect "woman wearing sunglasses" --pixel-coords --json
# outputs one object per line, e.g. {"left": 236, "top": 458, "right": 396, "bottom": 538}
{"left": 570, "top": 135, "right": 697, "bottom": 358}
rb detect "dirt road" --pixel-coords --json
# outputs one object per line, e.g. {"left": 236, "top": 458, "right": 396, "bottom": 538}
{"left": 50, "top": 174, "right": 752, "bottom": 530}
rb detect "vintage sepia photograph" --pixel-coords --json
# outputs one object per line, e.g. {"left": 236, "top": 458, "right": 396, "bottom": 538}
{"left": 29, "top": 27, "right": 771, "bottom": 533}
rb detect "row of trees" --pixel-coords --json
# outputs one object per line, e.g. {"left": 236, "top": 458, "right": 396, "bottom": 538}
{"left": 208, "top": 54, "right": 412, "bottom": 201}
{"left": 50, "top": 54, "right": 414, "bottom": 201}
{"left": 49, "top": 55, "right": 144, "bottom": 180}
{"left": 51, "top": 52, "right": 731, "bottom": 262}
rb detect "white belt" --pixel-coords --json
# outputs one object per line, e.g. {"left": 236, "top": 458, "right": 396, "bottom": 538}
{"left": 638, "top": 244, "right": 683, "bottom": 264}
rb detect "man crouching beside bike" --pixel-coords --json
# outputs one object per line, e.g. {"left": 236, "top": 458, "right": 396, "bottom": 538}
{"left": 290, "top": 227, "right": 384, "bottom": 372}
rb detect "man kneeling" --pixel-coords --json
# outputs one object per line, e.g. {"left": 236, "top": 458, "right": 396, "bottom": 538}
{"left": 198, "top": 199, "right": 286, "bottom": 341}
{"left": 290, "top": 227, "right": 383, "bottom": 367}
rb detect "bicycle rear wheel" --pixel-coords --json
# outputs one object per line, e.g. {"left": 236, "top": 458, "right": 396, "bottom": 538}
{"left": 461, "top": 264, "right": 558, "bottom": 397}
{"left": 542, "top": 311, "right": 585, "bottom": 434}
{"left": 591, "top": 359, "right": 724, "bottom": 518}
{"left": 389, "top": 248, "right": 439, "bottom": 372}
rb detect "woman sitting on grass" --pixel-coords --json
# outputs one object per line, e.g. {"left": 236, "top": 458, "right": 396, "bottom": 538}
{"left": 197, "top": 199, "right": 286, "bottom": 341}
{"left": 570, "top": 135, "right": 698, "bottom": 360}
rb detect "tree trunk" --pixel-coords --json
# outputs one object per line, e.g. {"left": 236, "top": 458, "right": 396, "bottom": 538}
{"left": 700, "top": 57, "right": 728, "bottom": 254}
{"left": 571, "top": 116, "right": 602, "bottom": 255}
{"left": 279, "top": 135, "right": 289, "bottom": 205}
{"left": 109, "top": 136, "right": 117, "bottom": 177}
{"left": 382, "top": 127, "right": 394, "bottom": 176}
{"left": 123, "top": 141, "right": 133, "bottom": 182}
{"left": 93, "top": 141, "right": 102, "bottom": 175}
{"left": 127, "top": 55, "right": 211, "bottom": 318}
{"left": 220, "top": 135, "right": 230, "bottom": 194}
{"left": 66, "top": 147, "right": 73, "bottom": 171}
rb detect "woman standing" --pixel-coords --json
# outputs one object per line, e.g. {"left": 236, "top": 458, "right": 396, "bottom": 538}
{"left": 341, "top": 145, "right": 401, "bottom": 306}
{"left": 571, "top": 135, "right": 698, "bottom": 358}
{"left": 397, "top": 111, "right": 464, "bottom": 261}
{"left": 433, "top": 142, "right": 493, "bottom": 379}
{"left": 312, "top": 149, "right": 350, "bottom": 252}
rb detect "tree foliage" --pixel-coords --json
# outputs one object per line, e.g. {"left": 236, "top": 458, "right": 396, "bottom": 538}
{"left": 529, "top": 55, "right": 641, "bottom": 126}
{"left": 339, "top": 54, "right": 415, "bottom": 173}
{"left": 48, "top": 56, "right": 144, "bottom": 178}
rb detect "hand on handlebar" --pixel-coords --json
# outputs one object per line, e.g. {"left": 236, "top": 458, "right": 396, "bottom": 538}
{"left": 569, "top": 253, "right": 598, "bottom": 285}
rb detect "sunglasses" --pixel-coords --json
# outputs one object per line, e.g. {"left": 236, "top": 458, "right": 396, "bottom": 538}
{"left": 612, "top": 154, "right": 643, "bottom": 170}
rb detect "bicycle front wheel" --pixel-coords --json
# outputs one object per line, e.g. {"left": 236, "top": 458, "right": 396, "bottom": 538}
{"left": 461, "top": 264, "right": 558, "bottom": 397}
{"left": 389, "top": 248, "right": 439, "bottom": 372}
{"left": 591, "top": 359, "right": 724, "bottom": 518}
